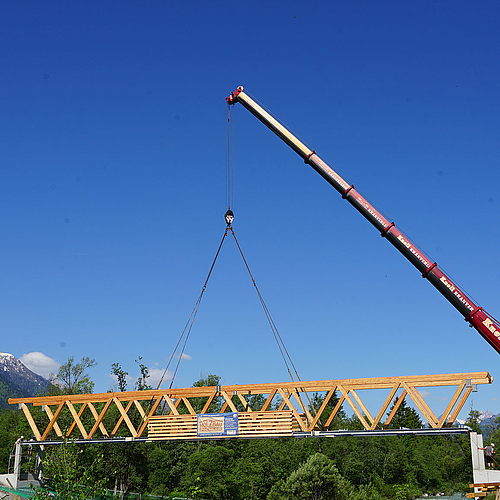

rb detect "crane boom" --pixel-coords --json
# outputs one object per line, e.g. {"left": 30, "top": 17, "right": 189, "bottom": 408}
{"left": 227, "top": 85, "right": 500, "bottom": 354}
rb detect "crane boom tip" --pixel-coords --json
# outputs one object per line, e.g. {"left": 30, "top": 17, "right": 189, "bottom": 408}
{"left": 226, "top": 86, "right": 244, "bottom": 104}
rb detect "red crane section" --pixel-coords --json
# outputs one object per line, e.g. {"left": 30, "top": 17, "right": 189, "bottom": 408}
{"left": 227, "top": 86, "right": 500, "bottom": 353}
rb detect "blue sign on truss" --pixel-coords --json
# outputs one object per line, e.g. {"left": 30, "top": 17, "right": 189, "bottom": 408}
{"left": 197, "top": 412, "right": 238, "bottom": 437}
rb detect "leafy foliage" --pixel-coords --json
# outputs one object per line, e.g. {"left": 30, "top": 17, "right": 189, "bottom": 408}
{"left": 50, "top": 357, "right": 97, "bottom": 395}
{"left": 0, "top": 378, "right": 26, "bottom": 410}
{"left": 267, "top": 452, "right": 352, "bottom": 499}
{"left": 94, "top": 442, "right": 148, "bottom": 497}
{"left": 309, "top": 391, "right": 347, "bottom": 430}
{"left": 31, "top": 440, "right": 105, "bottom": 500}
{"left": 466, "top": 408, "right": 483, "bottom": 434}
{"left": 386, "top": 397, "right": 423, "bottom": 430}
{"left": 134, "top": 357, "right": 152, "bottom": 391}
{"left": 189, "top": 374, "right": 222, "bottom": 414}
{"left": 111, "top": 363, "right": 128, "bottom": 392}
{"left": 181, "top": 444, "right": 237, "bottom": 499}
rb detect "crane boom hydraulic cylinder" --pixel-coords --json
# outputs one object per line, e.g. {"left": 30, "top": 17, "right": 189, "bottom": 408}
{"left": 227, "top": 86, "right": 500, "bottom": 354}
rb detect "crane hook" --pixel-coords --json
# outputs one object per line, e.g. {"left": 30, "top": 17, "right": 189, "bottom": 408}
{"left": 225, "top": 209, "right": 234, "bottom": 226}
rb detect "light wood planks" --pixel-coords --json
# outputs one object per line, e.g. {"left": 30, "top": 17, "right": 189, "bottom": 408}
{"left": 468, "top": 482, "right": 500, "bottom": 499}
{"left": 148, "top": 411, "right": 295, "bottom": 440}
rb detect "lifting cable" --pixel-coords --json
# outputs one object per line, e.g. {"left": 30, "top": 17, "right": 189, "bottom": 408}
{"left": 222, "top": 100, "right": 314, "bottom": 416}
{"left": 153, "top": 102, "right": 318, "bottom": 424}
{"left": 226, "top": 102, "right": 234, "bottom": 214}
{"left": 154, "top": 103, "right": 236, "bottom": 392}
{"left": 155, "top": 229, "right": 228, "bottom": 391}
{"left": 227, "top": 224, "right": 319, "bottom": 425}
{"left": 228, "top": 225, "right": 300, "bottom": 383}
{"left": 156, "top": 220, "right": 302, "bottom": 391}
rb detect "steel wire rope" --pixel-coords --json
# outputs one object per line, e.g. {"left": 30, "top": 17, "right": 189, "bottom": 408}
{"left": 135, "top": 230, "right": 229, "bottom": 426}
{"left": 225, "top": 95, "right": 302, "bottom": 383}
{"left": 228, "top": 226, "right": 318, "bottom": 424}
{"left": 149, "top": 99, "right": 317, "bottom": 425}
{"left": 228, "top": 226, "right": 296, "bottom": 381}
{"left": 156, "top": 106, "right": 235, "bottom": 394}
{"left": 225, "top": 98, "right": 318, "bottom": 422}
{"left": 226, "top": 103, "right": 235, "bottom": 211}
{"left": 155, "top": 229, "right": 229, "bottom": 392}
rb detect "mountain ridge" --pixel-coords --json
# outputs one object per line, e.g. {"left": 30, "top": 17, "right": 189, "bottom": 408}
{"left": 0, "top": 352, "right": 50, "bottom": 410}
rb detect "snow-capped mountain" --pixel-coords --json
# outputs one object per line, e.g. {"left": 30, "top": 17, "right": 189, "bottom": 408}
{"left": 437, "top": 410, "right": 499, "bottom": 429}
{"left": 480, "top": 411, "right": 500, "bottom": 429}
{"left": 478, "top": 410, "right": 495, "bottom": 422}
{"left": 0, "top": 352, "right": 50, "bottom": 409}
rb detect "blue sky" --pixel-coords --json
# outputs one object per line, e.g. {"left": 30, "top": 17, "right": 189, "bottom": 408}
{"left": 2, "top": 0, "right": 500, "bottom": 420}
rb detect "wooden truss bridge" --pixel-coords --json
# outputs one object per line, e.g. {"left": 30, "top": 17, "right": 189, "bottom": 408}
{"left": 9, "top": 372, "right": 492, "bottom": 442}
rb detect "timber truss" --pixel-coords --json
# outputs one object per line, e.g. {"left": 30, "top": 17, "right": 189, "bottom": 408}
{"left": 9, "top": 372, "right": 492, "bottom": 442}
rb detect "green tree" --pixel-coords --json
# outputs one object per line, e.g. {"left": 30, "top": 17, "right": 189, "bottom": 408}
{"left": 350, "top": 483, "right": 385, "bottom": 500}
{"left": 134, "top": 357, "right": 152, "bottom": 391}
{"left": 489, "top": 415, "right": 500, "bottom": 445}
{"left": 180, "top": 445, "right": 236, "bottom": 499}
{"left": 466, "top": 407, "right": 483, "bottom": 434}
{"left": 267, "top": 452, "right": 353, "bottom": 500}
{"left": 0, "top": 409, "right": 33, "bottom": 472}
{"left": 387, "top": 397, "right": 423, "bottom": 429}
{"left": 192, "top": 373, "right": 221, "bottom": 389}
{"left": 147, "top": 441, "right": 197, "bottom": 496}
{"left": 111, "top": 363, "right": 128, "bottom": 392}
{"left": 31, "top": 440, "right": 104, "bottom": 500}
{"left": 309, "top": 392, "right": 347, "bottom": 430}
{"left": 393, "top": 483, "right": 410, "bottom": 500}
{"left": 94, "top": 442, "right": 148, "bottom": 499}
{"left": 50, "top": 357, "right": 97, "bottom": 395}
{"left": 190, "top": 374, "right": 222, "bottom": 414}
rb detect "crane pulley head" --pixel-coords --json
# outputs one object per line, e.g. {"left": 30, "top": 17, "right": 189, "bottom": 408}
{"left": 226, "top": 86, "right": 244, "bottom": 105}
{"left": 225, "top": 209, "right": 234, "bottom": 226}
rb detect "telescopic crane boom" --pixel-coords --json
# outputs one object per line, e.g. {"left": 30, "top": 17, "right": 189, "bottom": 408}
{"left": 227, "top": 85, "right": 500, "bottom": 354}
